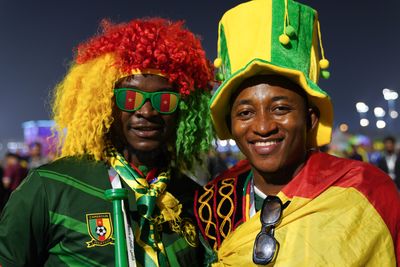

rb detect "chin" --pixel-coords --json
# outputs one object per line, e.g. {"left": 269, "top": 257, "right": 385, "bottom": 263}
{"left": 250, "top": 157, "right": 282, "bottom": 173}
{"left": 131, "top": 145, "right": 163, "bottom": 153}
{"left": 128, "top": 140, "right": 164, "bottom": 152}
{"left": 253, "top": 164, "right": 281, "bottom": 175}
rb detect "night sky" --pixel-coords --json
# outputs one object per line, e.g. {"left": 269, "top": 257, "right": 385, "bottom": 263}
{"left": 1, "top": 0, "right": 400, "bottom": 143}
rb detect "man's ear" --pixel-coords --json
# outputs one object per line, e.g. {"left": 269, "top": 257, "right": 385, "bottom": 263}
{"left": 307, "top": 106, "right": 319, "bottom": 132}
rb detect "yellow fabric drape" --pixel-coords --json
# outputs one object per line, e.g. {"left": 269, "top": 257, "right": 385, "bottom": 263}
{"left": 212, "top": 187, "right": 396, "bottom": 266}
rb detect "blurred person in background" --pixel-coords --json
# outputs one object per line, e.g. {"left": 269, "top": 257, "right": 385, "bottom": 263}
{"left": 1, "top": 152, "right": 28, "bottom": 206}
{"left": 346, "top": 144, "right": 363, "bottom": 161}
{"left": 220, "top": 151, "right": 238, "bottom": 168}
{"left": 377, "top": 135, "right": 400, "bottom": 189}
{"left": 207, "top": 149, "right": 228, "bottom": 180}
{"left": 27, "top": 142, "right": 49, "bottom": 169}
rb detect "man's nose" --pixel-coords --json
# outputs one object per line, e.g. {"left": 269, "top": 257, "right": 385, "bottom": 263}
{"left": 135, "top": 100, "right": 158, "bottom": 117}
{"left": 252, "top": 112, "right": 278, "bottom": 136}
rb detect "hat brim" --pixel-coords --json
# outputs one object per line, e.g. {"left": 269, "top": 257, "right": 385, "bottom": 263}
{"left": 210, "top": 58, "right": 333, "bottom": 147}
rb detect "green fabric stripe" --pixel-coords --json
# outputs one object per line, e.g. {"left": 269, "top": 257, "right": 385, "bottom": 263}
{"left": 120, "top": 90, "right": 127, "bottom": 109}
{"left": 37, "top": 169, "right": 106, "bottom": 200}
{"left": 219, "top": 24, "right": 231, "bottom": 78}
{"left": 50, "top": 242, "right": 107, "bottom": 267}
{"left": 89, "top": 218, "right": 98, "bottom": 236}
{"left": 49, "top": 211, "right": 87, "bottom": 235}
{"left": 165, "top": 238, "right": 189, "bottom": 266}
{"left": 271, "top": 0, "right": 315, "bottom": 75}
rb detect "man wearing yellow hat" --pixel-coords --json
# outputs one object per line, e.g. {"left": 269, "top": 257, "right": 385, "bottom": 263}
{"left": 194, "top": 0, "right": 400, "bottom": 265}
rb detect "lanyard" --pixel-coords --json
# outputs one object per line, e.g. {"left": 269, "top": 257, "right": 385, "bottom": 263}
{"left": 245, "top": 171, "right": 270, "bottom": 219}
{"left": 109, "top": 167, "right": 137, "bottom": 267}
{"left": 243, "top": 171, "right": 257, "bottom": 220}
{"left": 249, "top": 177, "right": 256, "bottom": 218}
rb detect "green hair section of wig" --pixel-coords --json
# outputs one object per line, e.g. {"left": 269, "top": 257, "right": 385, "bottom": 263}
{"left": 176, "top": 90, "right": 214, "bottom": 170}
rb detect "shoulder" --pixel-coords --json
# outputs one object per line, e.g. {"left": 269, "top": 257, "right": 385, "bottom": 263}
{"left": 195, "top": 159, "right": 251, "bottom": 203}
{"left": 38, "top": 156, "right": 107, "bottom": 174}
{"left": 301, "top": 151, "right": 392, "bottom": 186}
{"left": 287, "top": 152, "right": 400, "bottom": 247}
{"left": 195, "top": 159, "right": 252, "bottom": 211}
{"left": 14, "top": 156, "right": 111, "bottom": 203}
{"left": 326, "top": 152, "right": 394, "bottom": 188}
{"left": 208, "top": 159, "right": 251, "bottom": 186}
{"left": 32, "top": 156, "right": 109, "bottom": 186}
{"left": 284, "top": 151, "right": 399, "bottom": 214}
{"left": 194, "top": 160, "right": 251, "bottom": 250}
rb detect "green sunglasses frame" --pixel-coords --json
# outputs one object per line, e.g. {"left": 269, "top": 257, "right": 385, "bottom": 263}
{"left": 114, "top": 88, "right": 181, "bottom": 114}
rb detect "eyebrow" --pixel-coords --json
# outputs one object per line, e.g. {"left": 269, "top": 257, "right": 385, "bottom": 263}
{"left": 271, "top": 96, "right": 290, "bottom": 102}
{"left": 234, "top": 99, "right": 252, "bottom": 106}
{"left": 234, "top": 95, "right": 290, "bottom": 106}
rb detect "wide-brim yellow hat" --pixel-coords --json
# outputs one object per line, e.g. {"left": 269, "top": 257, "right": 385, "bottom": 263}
{"left": 211, "top": 0, "right": 333, "bottom": 147}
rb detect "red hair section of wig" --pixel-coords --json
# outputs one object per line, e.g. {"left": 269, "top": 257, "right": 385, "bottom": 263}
{"left": 76, "top": 18, "right": 213, "bottom": 96}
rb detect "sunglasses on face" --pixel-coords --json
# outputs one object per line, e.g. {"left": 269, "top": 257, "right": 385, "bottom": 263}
{"left": 114, "top": 88, "right": 180, "bottom": 114}
{"left": 253, "top": 195, "right": 289, "bottom": 265}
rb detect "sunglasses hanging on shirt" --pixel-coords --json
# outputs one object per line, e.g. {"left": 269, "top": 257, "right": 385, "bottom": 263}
{"left": 253, "top": 195, "right": 290, "bottom": 265}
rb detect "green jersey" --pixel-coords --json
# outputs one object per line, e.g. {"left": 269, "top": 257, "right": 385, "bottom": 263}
{"left": 0, "top": 156, "right": 202, "bottom": 267}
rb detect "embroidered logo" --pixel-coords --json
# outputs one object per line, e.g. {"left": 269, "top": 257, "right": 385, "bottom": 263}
{"left": 86, "top": 213, "right": 115, "bottom": 248}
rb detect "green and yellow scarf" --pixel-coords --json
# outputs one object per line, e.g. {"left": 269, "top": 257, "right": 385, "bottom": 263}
{"left": 108, "top": 149, "right": 183, "bottom": 267}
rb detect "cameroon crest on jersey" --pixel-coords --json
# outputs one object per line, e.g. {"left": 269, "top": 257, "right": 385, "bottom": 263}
{"left": 86, "top": 213, "right": 115, "bottom": 248}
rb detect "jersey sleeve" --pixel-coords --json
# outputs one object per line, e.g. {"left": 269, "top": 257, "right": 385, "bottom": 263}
{"left": 0, "top": 170, "right": 50, "bottom": 267}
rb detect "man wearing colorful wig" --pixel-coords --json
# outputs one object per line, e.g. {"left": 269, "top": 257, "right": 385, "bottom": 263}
{"left": 0, "top": 18, "right": 213, "bottom": 266}
{"left": 194, "top": 0, "right": 400, "bottom": 266}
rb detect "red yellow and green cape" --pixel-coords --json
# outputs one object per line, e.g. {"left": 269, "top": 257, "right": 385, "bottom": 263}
{"left": 195, "top": 151, "right": 400, "bottom": 266}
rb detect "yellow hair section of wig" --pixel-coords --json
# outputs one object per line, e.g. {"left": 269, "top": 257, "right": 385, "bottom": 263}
{"left": 52, "top": 53, "right": 123, "bottom": 161}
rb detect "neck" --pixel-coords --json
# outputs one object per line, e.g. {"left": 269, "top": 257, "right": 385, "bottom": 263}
{"left": 252, "top": 156, "right": 308, "bottom": 196}
{"left": 124, "top": 147, "right": 170, "bottom": 170}
{"left": 253, "top": 179, "right": 284, "bottom": 196}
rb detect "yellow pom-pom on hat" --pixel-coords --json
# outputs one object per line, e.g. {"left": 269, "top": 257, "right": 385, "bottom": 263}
{"left": 279, "top": 34, "right": 290, "bottom": 45}
{"left": 319, "top": 59, "right": 330, "bottom": 69}
{"left": 214, "top": 58, "right": 223, "bottom": 68}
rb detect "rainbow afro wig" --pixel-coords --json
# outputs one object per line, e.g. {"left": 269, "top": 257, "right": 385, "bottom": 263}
{"left": 52, "top": 18, "right": 214, "bottom": 168}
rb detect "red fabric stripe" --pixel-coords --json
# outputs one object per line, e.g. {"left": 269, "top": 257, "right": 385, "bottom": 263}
{"left": 130, "top": 163, "right": 144, "bottom": 177}
{"left": 159, "top": 93, "right": 171, "bottom": 112}
{"left": 146, "top": 168, "right": 158, "bottom": 182}
{"left": 124, "top": 90, "right": 137, "bottom": 110}
{"left": 281, "top": 151, "right": 400, "bottom": 263}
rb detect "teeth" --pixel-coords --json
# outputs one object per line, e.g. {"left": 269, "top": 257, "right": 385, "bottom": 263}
{"left": 255, "top": 141, "right": 278, "bottom": 146}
